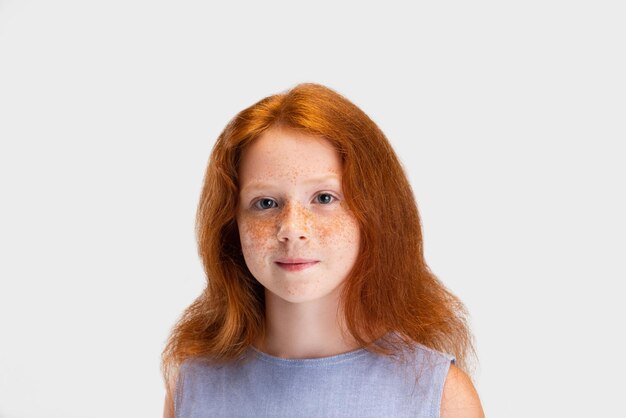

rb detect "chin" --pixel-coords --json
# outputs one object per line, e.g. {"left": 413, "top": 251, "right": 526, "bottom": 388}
{"left": 265, "top": 287, "right": 330, "bottom": 305}
{"left": 278, "top": 292, "right": 322, "bottom": 304}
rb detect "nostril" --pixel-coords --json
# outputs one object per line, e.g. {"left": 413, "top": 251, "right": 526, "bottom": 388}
{"left": 276, "top": 222, "right": 310, "bottom": 242}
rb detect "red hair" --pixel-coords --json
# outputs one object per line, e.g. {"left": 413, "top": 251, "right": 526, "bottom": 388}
{"left": 161, "top": 83, "right": 474, "bottom": 400}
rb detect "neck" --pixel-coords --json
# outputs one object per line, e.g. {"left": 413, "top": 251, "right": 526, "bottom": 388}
{"left": 254, "top": 287, "right": 361, "bottom": 359}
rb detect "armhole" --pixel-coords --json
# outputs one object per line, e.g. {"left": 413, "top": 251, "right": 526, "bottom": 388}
{"left": 433, "top": 356, "right": 455, "bottom": 417}
{"left": 173, "top": 362, "right": 186, "bottom": 418}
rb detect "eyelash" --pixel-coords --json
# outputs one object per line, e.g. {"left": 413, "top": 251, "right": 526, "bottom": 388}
{"left": 252, "top": 193, "right": 338, "bottom": 211}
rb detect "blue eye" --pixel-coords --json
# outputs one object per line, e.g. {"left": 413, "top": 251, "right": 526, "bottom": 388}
{"left": 252, "top": 193, "right": 336, "bottom": 211}
{"left": 316, "top": 193, "right": 335, "bottom": 204}
{"left": 253, "top": 198, "right": 277, "bottom": 210}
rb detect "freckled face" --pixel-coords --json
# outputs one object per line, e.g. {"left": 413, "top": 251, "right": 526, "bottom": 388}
{"left": 236, "top": 128, "right": 360, "bottom": 304}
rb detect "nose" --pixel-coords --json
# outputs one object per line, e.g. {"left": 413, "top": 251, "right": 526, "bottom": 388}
{"left": 277, "top": 202, "right": 311, "bottom": 243}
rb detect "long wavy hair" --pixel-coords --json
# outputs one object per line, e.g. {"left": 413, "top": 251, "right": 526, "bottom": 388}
{"left": 161, "top": 82, "right": 474, "bottom": 399}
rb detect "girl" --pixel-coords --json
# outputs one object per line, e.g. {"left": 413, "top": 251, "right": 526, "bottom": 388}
{"left": 162, "top": 83, "right": 484, "bottom": 417}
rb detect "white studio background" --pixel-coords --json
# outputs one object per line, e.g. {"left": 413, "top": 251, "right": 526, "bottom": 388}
{"left": 0, "top": 1, "right": 624, "bottom": 417}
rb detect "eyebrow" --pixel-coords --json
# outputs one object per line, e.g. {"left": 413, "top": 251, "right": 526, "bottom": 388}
{"left": 241, "top": 175, "right": 341, "bottom": 193}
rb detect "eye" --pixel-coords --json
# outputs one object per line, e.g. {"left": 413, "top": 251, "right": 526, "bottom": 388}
{"left": 316, "top": 193, "right": 335, "bottom": 204}
{"left": 253, "top": 198, "right": 278, "bottom": 210}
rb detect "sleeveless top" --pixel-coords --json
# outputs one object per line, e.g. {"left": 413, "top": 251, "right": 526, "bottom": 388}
{"left": 175, "top": 340, "right": 454, "bottom": 418}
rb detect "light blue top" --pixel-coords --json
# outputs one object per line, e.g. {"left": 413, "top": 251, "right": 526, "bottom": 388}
{"left": 175, "top": 340, "right": 454, "bottom": 418}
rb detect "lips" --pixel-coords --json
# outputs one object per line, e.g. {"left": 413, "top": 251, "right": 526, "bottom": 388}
{"left": 275, "top": 258, "right": 318, "bottom": 264}
{"left": 275, "top": 258, "right": 319, "bottom": 272}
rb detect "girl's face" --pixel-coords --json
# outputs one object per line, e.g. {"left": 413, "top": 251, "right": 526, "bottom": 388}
{"left": 236, "top": 127, "right": 360, "bottom": 304}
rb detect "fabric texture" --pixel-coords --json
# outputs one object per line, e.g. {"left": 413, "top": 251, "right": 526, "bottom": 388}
{"left": 175, "top": 339, "right": 454, "bottom": 418}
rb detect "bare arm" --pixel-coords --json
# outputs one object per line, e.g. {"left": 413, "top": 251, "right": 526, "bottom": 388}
{"left": 163, "top": 390, "right": 174, "bottom": 418}
{"left": 162, "top": 368, "right": 179, "bottom": 418}
{"left": 440, "top": 364, "right": 485, "bottom": 418}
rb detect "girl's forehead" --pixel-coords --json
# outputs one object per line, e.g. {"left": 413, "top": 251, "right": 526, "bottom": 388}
{"left": 240, "top": 173, "right": 342, "bottom": 195}
{"left": 238, "top": 129, "right": 343, "bottom": 185}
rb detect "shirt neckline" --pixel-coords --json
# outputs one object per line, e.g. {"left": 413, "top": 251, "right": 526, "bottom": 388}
{"left": 248, "top": 345, "right": 371, "bottom": 367}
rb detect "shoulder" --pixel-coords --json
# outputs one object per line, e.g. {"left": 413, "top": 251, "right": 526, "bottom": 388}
{"left": 440, "top": 364, "right": 485, "bottom": 418}
{"left": 162, "top": 357, "right": 214, "bottom": 418}
{"left": 162, "top": 358, "right": 209, "bottom": 418}
{"left": 163, "top": 366, "right": 181, "bottom": 418}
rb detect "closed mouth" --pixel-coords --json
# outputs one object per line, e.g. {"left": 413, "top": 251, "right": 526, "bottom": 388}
{"left": 275, "top": 260, "right": 319, "bottom": 271}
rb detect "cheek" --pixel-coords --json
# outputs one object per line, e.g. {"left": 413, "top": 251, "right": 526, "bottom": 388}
{"left": 237, "top": 207, "right": 361, "bottom": 254}
{"left": 315, "top": 209, "right": 360, "bottom": 250}
{"left": 238, "top": 216, "right": 275, "bottom": 256}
